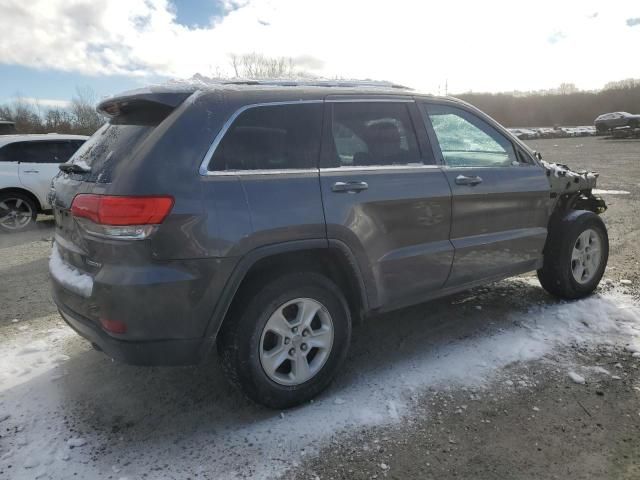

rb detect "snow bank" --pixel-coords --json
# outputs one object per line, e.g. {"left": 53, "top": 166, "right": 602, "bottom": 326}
{"left": 49, "top": 243, "right": 93, "bottom": 298}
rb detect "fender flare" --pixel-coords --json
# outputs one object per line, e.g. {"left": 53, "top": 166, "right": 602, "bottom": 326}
{"left": 198, "top": 239, "right": 374, "bottom": 357}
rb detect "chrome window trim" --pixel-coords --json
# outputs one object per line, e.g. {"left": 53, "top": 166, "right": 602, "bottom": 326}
{"left": 199, "top": 98, "right": 420, "bottom": 176}
{"left": 320, "top": 164, "right": 439, "bottom": 172}
{"left": 205, "top": 168, "right": 318, "bottom": 177}
{"left": 199, "top": 100, "right": 323, "bottom": 176}
{"left": 326, "top": 98, "right": 414, "bottom": 103}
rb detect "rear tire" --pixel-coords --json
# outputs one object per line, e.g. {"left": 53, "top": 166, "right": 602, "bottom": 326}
{"left": 217, "top": 272, "right": 352, "bottom": 409}
{"left": 537, "top": 211, "right": 608, "bottom": 299}
{"left": 0, "top": 192, "right": 38, "bottom": 233}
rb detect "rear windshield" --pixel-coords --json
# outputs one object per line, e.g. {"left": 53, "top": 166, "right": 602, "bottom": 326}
{"left": 68, "top": 100, "right": 176, "bottom": 183}
{"left": 69, "top": 124, "right": 156, "bottom": 183}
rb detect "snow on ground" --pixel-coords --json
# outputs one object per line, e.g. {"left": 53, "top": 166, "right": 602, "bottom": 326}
{"left": 0, "top": 316, "right": 76, "bottom": 390}
{"left": 592, "top": 189, "right": 631, "bottom": 195}
{"left": 0, "top": 285, "right": 639, "bottom": 480}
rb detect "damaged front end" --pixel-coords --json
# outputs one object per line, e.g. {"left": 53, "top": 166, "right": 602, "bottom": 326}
{"left": 541, "top": 160, "right": 607, "bottom": 215}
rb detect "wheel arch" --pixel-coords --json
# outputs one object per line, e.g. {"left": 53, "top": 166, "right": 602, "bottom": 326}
{"left": 545, "top": 209, "right": 606, "bottom": 253}
{"left": 200, "top": 240, "right": 372, "bottom": 357}
{"left": 0, "top": 187, "right": 43, "bottom": 212}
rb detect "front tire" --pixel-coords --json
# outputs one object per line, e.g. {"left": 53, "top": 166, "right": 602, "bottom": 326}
{"left": 537, "top": 211, "right": 609, "bottom": 299}
{"left": 217, "top": 272, "right": 352, "bottom": 409}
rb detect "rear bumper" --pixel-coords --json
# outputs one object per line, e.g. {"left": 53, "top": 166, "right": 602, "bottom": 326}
{"left": 49, "top": 240, "right": 237, "bottom": 365}
{"left": 56, "top": 301, "right": 206, "bottom": 366}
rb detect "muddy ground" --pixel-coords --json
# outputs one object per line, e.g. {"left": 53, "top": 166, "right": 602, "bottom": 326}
{"left": 0, "top": 136, "right": 639, "bottom": 479}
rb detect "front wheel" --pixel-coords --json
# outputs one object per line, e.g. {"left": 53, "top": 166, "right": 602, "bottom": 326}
{"left": 537, "top": 211, "right": 609, "bottom": 299}
{"left": 217, "top": 272, "right": 352, "bottom": 409}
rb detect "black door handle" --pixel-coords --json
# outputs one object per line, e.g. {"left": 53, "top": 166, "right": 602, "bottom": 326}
{"left": 455, "top": 175, "right": 483, "bottom": 186}
{"left": 332, "top": 181, "right": 369, "bottom": 193}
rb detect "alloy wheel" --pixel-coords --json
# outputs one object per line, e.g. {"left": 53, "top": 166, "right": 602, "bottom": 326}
{"left": 571, "top": 228, "right": 602, "bottom": 284}
{"left": 259, "top": 297, "right": 334, "bottom": 386}
{"left": 0, "top": 197, "right": 33, "bottom": 230}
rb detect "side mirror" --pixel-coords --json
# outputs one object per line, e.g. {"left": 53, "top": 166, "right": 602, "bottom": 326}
{"left": 534, "top": 151, "right": 543, "bottom": 161}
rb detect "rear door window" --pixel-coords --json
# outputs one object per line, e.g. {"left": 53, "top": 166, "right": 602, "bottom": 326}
{"left": 0, "top": 140, "right": 85, "bottom": 163}
{"left": 209, "top": 103, "right": 323, "bottom": 171}
{"left": 326, "top": 102, "right": 421, "bottom": 167}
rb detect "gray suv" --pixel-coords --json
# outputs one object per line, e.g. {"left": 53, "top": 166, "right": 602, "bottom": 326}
{"left": 50, "top": 81, "right": 609, "bottom": 408}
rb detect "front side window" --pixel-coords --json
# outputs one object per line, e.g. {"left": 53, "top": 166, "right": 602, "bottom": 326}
{"left": 328, "top": 102, "right": 421, "bottom": 167}
{"left": 209, "top": 103, "right": 322, "bottom": 171}
{"left": 424, "top": 104, "right": 517, "bottom": 167}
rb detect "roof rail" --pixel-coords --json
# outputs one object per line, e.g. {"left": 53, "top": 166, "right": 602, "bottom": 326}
{"left": 220, "top": 79, "right": 413, "bottom": 90}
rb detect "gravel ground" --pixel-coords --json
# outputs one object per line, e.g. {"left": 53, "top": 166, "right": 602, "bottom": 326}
{"left": 285, "top": 136, "right": 640, "bottom": 480}
{"left": 0, "top": 136, "right": 639, "bottom": 479}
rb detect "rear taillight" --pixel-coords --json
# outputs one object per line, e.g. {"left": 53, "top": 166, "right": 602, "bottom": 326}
{"left": 71, "top": 194, "right": 173, "bottom": 240}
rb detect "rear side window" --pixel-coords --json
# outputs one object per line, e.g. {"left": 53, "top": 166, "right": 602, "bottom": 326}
{"left": 423, "top": 104, "right": 517, "bottom": 167}
{"left": 209, "top": 103, "right": 323, "bottom": 171}
{"left": 0, "top": 140, "right": 85, "bottom": 163}
{"left": 327, "top": 102, "right": 421, "bottom": 167}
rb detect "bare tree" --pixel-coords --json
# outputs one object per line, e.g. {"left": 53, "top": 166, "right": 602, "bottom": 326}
{"left": 557, "top": 83, "right": 578, "bottom": 95}
{"left": 2, "top": 96, "right": 44, "bottom": 133}
{"left": 70, "top": 86, "right": 104, "bottom": 135}
{"left": 228, "top": 52, "right": 304, "bottom": 79}
{"left": 44, "top": 108, "right": 74, "bottom": 133}
{"left": 0, "top": 86, "right": 104, "bottom": 135}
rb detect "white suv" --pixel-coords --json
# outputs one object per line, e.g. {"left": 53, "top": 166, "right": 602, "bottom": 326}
{"left": 0, "top": 134, "right": 88, "bottom": 232}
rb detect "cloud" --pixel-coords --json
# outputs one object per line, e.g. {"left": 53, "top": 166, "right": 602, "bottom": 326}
{"left": 547, "top": 31, "right": 567, "bottom": 44}
{"left": 627, "top": 17, "right": 640, "bottom": 27}
{"left": 0, "top": 0, "right": 639, "bottom": 93}
{"left": 21, "top": 97, "right": 72, "bottom": 108}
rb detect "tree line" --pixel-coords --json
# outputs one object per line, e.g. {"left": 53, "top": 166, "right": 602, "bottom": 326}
{"left": 454, "top": 79, "right": 640, "bottom": 127}
{"left": 0, "top": 87, "right": 103, "bottom": 135}
{"left": 2, "top": 53, "right": 640, "bottom": 135}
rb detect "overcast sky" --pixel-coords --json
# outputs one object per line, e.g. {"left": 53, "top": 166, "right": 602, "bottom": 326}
{"left": 0, "top": 0, "right": 639, "bottom": 106}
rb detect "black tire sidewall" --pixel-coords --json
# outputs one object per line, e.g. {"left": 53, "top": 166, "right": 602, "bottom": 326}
{"left": 221, "top": 272, "right": 351, "bottom": 409}
{"left": 542, "top": 212, "right": 609, "bottom": 298}
{"left": 0, "top": 192, "right": 38, "bottom": 233}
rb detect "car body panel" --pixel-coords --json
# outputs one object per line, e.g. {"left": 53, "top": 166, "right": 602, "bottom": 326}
{"left": 417, "top": 99, "right": 551, "bottom": 286}
{"left": 439, "top": 166, "right": 550, "bottom": 285}
{"left": 47, "top": 82, "right": 601, "bottom": 366}
{"left": 320, "top": 166, "right": 453, "bottom": 308}
{"left": 594, "top": 111, "right": 640, "bottom": 132}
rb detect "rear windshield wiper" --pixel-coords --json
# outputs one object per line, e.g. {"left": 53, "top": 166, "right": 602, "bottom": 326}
{"left": 59, "top": 163, "right": 91, "bottom": 174}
